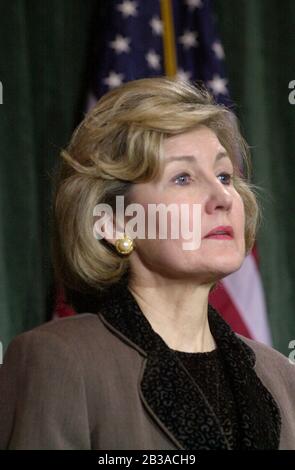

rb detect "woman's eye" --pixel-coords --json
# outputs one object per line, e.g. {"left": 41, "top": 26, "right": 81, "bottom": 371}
{"left": 172, "top": 172, "right": 233, "bottom": 186}
{"left": 173, "top": 173, "right": 192, "bottom": 186}
{"left": 218, "top": 172, "right": 233, "bottom": 185}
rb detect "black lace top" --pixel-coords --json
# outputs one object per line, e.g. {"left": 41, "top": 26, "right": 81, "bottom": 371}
{"left": 170, "top": 347, "right": 241, "bottom": 449}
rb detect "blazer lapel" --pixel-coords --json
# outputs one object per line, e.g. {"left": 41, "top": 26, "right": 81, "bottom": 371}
{"left": 207, "top": 305, "right": 281, "bottom": 449}
{"left": 97, "top": 276, "right": 281, "bottom": 450}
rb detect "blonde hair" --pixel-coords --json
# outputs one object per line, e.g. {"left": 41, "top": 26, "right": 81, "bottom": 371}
{"left": 51, "top": 77, "right": 261, "bottom": 296}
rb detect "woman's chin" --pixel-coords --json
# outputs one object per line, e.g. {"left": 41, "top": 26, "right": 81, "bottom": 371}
{"left": 211, "top": 256, "right": 245, "bottom": 276}
{"left": 189, "top": 254, "right": 245, "bottom": 279}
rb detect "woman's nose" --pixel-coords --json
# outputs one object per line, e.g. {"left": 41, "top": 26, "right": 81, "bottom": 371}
{"left": 203, "top": 180, "right": 233, "bottom": 214}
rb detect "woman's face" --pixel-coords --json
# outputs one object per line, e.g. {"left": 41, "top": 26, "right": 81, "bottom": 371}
{"left": 127, "top": 125, "right": 246, "bottom": 284}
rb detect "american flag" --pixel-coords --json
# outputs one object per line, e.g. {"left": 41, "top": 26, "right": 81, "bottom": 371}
{"left": 89, "top": 0, "right": 230, "bottom": 106}
{"left": 55, "top": 0, "right": 272, "bottom": 345}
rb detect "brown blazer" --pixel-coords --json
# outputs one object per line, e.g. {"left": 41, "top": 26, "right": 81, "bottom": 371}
{"left": 0, "top": 280, "right": 295, "bottom": 450}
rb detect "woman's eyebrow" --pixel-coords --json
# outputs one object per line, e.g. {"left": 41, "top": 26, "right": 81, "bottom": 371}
{"left": 164, "top": 151, "right": 231, "bottom": 165}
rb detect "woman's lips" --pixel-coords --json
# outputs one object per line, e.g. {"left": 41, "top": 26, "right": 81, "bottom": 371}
{"left": 203, "top": 225, "right": 234, "bottom": 239}
{"left": 204, "top": 234, "right": 233, "bottom": 239}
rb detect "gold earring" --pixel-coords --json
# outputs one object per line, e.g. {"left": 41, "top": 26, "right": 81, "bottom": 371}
{"left": 115, "top": 234, "right": 134, "bottom": 255}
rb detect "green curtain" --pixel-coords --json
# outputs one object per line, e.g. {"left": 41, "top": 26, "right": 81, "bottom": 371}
{"left": 0, "top": 0, "right": 99, "bottom": 351}
{"left": 0, "top": 0, "right": 294, "bottom": 356}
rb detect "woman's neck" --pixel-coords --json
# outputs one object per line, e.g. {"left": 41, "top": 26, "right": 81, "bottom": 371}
{"left": 128, "top": 278, "right": 216, "bottom": 353}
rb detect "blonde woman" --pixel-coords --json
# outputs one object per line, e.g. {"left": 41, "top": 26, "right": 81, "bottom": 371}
{"left": 0, "top": 78, "right": 294, "bottom": 450}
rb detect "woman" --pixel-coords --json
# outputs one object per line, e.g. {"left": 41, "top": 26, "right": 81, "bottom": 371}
{"left": 0, "top": 77, "right": 294, "bottom": 450}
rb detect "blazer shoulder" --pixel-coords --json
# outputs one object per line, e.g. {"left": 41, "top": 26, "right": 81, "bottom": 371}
{"left": 10, "top": 313, "right": 105, "bottom": 347}
{"left": 237, "top": 333, "right": 295, "bottom": 377}
{"left": 2, "top": 311, "right": 141, "bottom": 374}
{"left": 0, "top": 314, "right": 96, "bottom": 449}
{"left": 1, "top": 313, "right": 112, "bottom": 370}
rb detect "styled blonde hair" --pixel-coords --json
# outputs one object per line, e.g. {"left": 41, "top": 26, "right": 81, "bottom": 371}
{"left": 51, "top": 77, "right": 261, "bottom": 297}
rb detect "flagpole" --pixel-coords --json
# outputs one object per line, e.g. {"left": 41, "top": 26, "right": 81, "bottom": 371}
{"left": 160, "top": 0, "right": 177, "bottom": 77}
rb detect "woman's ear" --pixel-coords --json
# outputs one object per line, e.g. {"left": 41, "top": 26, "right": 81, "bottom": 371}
{"left": 93, "top": 212, "right": 125, "bottom": 248}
